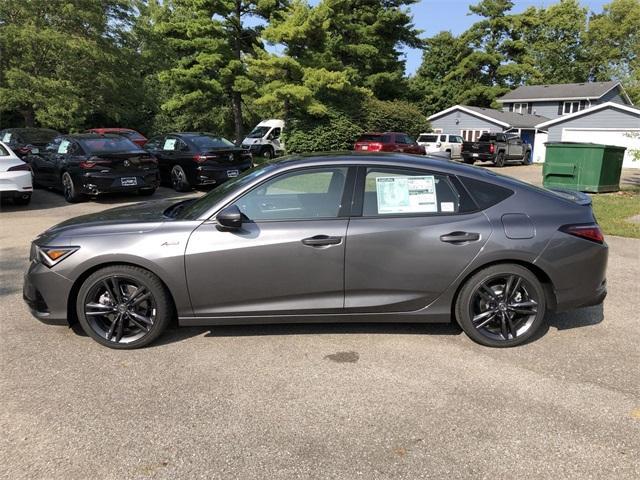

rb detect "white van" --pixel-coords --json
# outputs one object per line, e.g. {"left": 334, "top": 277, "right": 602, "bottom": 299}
{"left": 241, "top": 119, "right": 285, "bottom": 159}
{"left": 417, "top": 133, "right": 464, "bottom": 159}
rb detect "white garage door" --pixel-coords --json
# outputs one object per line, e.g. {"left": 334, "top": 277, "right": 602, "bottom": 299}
{"left": 561, "top": 128, "right": 640, "bottom": 168}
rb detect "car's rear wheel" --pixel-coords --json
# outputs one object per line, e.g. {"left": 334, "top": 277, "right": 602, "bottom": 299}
{"left": 463, "top": 157, "right": 475, "bottom": 165}
{"left": 494, "top": 152, "right": 506, "bottom": 167}
{"left": 62, "top": 171, "right": 86, "bottom": 203}
{"left": 455, "top": 264, "right": 547, "bottom": 347}
{"left": 76, "top": 265, "right": 173, "bottom": 349}
{"left": 170, "top": 165, "right": 191, "bottom": 192}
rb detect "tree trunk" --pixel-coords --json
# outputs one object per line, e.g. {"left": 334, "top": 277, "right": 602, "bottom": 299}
{"left": 231, "top": 91, "right": 243, "bottom": 143}
{"left": 21, "top": 108, "right": 35, "bottom": 127}
{"left": 231, "top": 0, "right": 243, "bottom": 143}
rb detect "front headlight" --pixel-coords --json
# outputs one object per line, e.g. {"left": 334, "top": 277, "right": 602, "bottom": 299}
{"left": 37, "top": 246, "right": 79, "bottom": 267}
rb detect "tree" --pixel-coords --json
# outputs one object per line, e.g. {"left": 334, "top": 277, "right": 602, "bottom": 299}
{"left": 0, "top": 0, "right": 137, "bottom": 129}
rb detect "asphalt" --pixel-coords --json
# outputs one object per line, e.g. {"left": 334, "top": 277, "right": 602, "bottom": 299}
{"left": 1, "top": 166, "right": 639, "bottom": 479}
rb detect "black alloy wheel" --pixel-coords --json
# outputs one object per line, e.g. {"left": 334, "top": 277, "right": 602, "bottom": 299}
{"left": 494, "top": 152, "right": 506, "bottom": 167}
{"left": 77, "top": 265, "right": 172, "bottom": 349}
{"left": 171, "top": 165, "right": 191, "bottom": 192}
{"left": 62, "top": 171, "right": 85, "bottom": 203}
{"left": 456, "top": 264, "right": 546, "bottom": 347}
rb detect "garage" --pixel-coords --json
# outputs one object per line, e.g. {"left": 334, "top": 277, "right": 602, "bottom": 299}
{"left": 536, "top": 102, "right": 640, "bottom": 169}
{"left": 562, "top": 128, "right": 640, "bottom": 167}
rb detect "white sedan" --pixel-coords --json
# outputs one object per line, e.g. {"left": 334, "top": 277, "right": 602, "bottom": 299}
{"left": 0, "top": 141, "right": 33, "bottom": 205}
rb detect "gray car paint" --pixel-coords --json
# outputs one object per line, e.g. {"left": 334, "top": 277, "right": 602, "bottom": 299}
{"left": 24, "top": 153, "right": 607, "bottom": 327}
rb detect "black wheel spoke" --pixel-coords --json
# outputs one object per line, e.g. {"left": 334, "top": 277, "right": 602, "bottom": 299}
{"left": 507, "top": 277, "right": 522, "bottom": 301}
{"left": 473, "top": 309, "right": 496, "bottom": 323}
{"left": 128, "top": 310, "right": 153, "bottom": 326}
{"left": 476, "top": 313, "right": 496, "bottom": 329}
{"left": 478, "top": 284, "right": 499, "bottom": 302}
{"left": 509, "top": 300, "right": 537, "bottom": 315}
{"left": 129, "top": 291, "right": 151, "bottom": 308}
{"left": 115, "top": 315, "right": 125, "bottom": 343}
{"left": 106, "top": 314, "right": 120, "bottom": 340}
{"left": 110, "top": 277, "right": 123, "bottom": 303}
{"left": 499, "top": 313, "right": 509, "bottom": 339}
{"left": 503, "top": 275, "right": 515, "bottom": 300}
{"left": 126, "top": 312, "right": 150, "bottom": 332}
{"left": 506, "top": 315, "right": 518, "bottom": 338}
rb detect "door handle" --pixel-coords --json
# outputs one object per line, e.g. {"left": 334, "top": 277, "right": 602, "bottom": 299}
{"left": 440, "top": 231, "right": 480, "bottom": 244}
{"left": 301, "top": 235, "right": 342, "bottom": 247}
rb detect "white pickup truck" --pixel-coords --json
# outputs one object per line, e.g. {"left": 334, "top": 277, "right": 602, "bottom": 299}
{"left": 417, "top": 133, "right": 464, "bottom": 159}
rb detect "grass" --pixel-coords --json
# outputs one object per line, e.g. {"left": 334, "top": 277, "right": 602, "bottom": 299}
{"left": 591, "top": 186, "right": 640, "bottom": 239}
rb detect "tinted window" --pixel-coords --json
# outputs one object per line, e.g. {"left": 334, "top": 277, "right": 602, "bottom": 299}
{"left": 79, "top": 137, "right": 142, "bottom": 154}
{"left": 121, "top": 131, "right": 146, "bottom": 141}
{"left": 246, "top": 126, "right": 270, "bottom": 138}
{"left": 451, "top": 136, "right": 463, "bottom": 143}
{"left": 189, "top": 135, "right": 235, "bottom": 150}
{"left": 161, "top": 137, "right": 189, "bottom": 151}
{"left": 357, "top": 134, "right": 386, "bottom": 143}
{"left": 362, "top": 168, "right": 462, "bottom": 216}
{"left": 18, "top": 129, "right": 58, "bottom": 144}
{"left": 478, "top": 133, "right": 497, "bottom": 142}
{"left": 418, "top": 135, "right": 438, "bottom": 143}
{"left": 440, "top": 135, "right": 447, "bottom": 142}
{"left": 233, "top": 167, "right": 348, "bottom": 221}
{"left": 459, "top": 176, "right": 514, "bottom": 209}
{"left": 144, "top": 136, "right": 164, "bottom": 150}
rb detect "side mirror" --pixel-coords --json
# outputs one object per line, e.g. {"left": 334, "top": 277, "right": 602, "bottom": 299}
{"left": 216, "top": 205, "right": 243, "bottom": 229}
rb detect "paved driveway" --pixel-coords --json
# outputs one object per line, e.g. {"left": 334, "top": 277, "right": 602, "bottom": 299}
{"left": 1, "top": 174, "right": 639, "bottom": 479}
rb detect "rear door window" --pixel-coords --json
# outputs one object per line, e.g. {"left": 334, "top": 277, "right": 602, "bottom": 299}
{"left": 459, "top": 176, "right": 514, "bottom": 209}
{"left": 361, "top": 168, "right": 465, "bottom": 216}
{"left": 418, "top": 135, "right": 438, "bottom": 143}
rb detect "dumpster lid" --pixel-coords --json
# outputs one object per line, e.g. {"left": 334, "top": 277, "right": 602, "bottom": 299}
{"left": 544, "top": 141, "right": 626, "bottom": 150}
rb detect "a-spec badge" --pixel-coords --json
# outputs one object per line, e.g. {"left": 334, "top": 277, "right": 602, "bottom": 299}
{"left": 228, "top": 153, "right": 234, "bottom": 162}
{"left": 123, "top": 160, "right": 130, "bottom": 167}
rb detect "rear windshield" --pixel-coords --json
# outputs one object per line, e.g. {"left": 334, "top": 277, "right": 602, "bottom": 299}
{"left": 18, "top": 129, "right": 59, "bottom": 144}
{"left": 120, "top": 131, "right": 146, "bottom": 141}
{"left": 478, "top": 133, "right": 501, "bottom": 142}
{"left": 417, "top": 135, "right": 438, "bottom": 143}
{"left": 357, "top": 134, "right": 390, "bottom": 143}
{"left": 189, "top": 135, "right": 235, "bottom": 149}
{"left": 79, "top": 137, "right": 142, "bottom": 154}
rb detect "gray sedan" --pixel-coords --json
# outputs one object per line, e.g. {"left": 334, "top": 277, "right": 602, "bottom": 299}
{"left": 23, "top": 153, "right": 608, "bottom": 349}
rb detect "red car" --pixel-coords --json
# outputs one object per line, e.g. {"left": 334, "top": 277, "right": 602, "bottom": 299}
{"left": 354, "top": 132, "right": 425, "bottom": 154}
{"left": 86, "top": 128, "right": 147, "bottom": 147}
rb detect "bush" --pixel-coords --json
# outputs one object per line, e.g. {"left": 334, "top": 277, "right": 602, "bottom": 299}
{"left": 362, "top": 98, "right": 430, "bottom": 137}
{"left": 285, "top": 109, "right": 363, "bottom": 153}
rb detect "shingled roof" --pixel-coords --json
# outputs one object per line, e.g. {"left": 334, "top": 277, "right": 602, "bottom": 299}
{"left": 497, "top": 81, "right": 621, "bottom": 102}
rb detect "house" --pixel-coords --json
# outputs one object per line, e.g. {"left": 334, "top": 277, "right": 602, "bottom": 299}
{"left": 428, "top": 81, "right": 640, "bottom": 168}
{"left": 428, "top": 105, "right": 550, "bottom": 158}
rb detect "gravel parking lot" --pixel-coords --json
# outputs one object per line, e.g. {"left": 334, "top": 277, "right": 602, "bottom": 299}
{"left": 1, "top": 166, "right": 639, "bottom": 479}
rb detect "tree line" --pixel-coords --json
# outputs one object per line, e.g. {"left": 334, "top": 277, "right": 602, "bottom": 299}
{"left": 0, "top": 0, "right": 638, "bottom": 153}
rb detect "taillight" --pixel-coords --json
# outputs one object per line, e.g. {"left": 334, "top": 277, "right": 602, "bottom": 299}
{"left": 193, "top": 154, "right": 218, "bottom": 163}
{"left": 489, "top": 143, "right": 495, "bottom": 154}
{"left": 79, "top": 157, "right": 111, "bottom": 169}
{"left": 16, "top": 146, "right": 31, "bottom": 155}
{"left": 8, "top": 162, "right": 30, "bottom": 171}
{"left": 560, "top": 224, "right": 604, "bottom": 244}
{"left": 367, "top": 142, "right": 383, "bottom": 152}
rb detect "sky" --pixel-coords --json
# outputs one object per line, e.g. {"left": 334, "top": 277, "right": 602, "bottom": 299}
{"left": 403, "top": 0, "right": 611, "bottom": 75}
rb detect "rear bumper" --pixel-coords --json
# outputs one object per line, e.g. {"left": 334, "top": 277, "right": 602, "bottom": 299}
{"left": 462, "top": 152, "right": 494, "bottom": 162}
{"left": 0, "top": 171, "right": 32, "bottom": 194}
{"left": 75, "top": 170, "right": 159, "bottom": 195}
{"left": 23, "top": 261, "right": 73, "bottom": 324}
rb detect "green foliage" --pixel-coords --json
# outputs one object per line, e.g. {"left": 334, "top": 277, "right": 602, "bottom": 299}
{"left": 285, "top": 109, "right": 363, "bottom": 153}
{"left": 362, "top": 98, "right": 429, "bottom": 137}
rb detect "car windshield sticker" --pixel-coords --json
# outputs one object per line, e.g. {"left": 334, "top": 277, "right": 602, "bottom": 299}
{"left": 163, "top": 138, "right": 177, "bottom": 150}
{"left": 58, "top": 140, "right": 70, "bottom": 154}
{"left": 376, "top": 175, "right": 437, "bottom": 214}
{"left": 2, "top": 133, "right": 11, "bottom": 143}
{"left": 441, "top": 202, "right": 454, "bottom": 212}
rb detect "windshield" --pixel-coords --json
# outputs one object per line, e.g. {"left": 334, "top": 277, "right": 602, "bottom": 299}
{"left": 177, "top": 163, "right": 278, "bottom": 220}
{"left": 246, "top": 126, "right": 270, "bottom": 139}
{"left": 19, "top": 129, "right": 59, "bottom": 144}
{"left": 189, "top": 135, "right": 235, "bottom": 149}
{"left": 80, "top": 137, "right": 142, "bottom": 154}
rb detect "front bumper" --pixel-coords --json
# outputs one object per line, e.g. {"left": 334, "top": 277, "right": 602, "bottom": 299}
{"left": 76, "top": 170, "right": 160, "bottom": 195}
{"left": 23, "top": 260, "right": 74, "bottom": 324}
{"left": 194, "top": 162, "right": 252, "bottom": 186}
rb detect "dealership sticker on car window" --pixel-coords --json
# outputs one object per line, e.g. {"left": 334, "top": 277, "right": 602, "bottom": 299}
{"left": 58, "top": 140, "right": 70, "bottom": 154}
{"left": 163, "top": 138, "right": 177, "bottom": 150}
{"left": 441, "top": 202, "right": 454, "bottom": 212}
{"left": 376, "top": 175, "right": 437, "bottom": 214}
{"left": 2, "top": 133, "right": 11, "bottom": 142}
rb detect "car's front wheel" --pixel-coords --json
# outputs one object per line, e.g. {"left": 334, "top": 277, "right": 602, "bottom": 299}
{"left": 76, "top": 265, "right": 173, "bottom": 349}
{"left": 455, "top": 264, "right": 547, "bottom": 347}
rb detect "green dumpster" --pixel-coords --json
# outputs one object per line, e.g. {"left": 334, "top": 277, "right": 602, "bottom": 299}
{"left": 542, "top": 142, "right": 626, "bottom": 193}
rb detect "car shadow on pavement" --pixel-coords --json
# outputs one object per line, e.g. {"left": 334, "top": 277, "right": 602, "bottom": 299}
{"left": 546, "top": 304, "right": 604, "bottom": 331}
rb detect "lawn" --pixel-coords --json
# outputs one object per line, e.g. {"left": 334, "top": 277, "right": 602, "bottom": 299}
{"left": 591, "top": 187, "right": 640, "bottom": 239}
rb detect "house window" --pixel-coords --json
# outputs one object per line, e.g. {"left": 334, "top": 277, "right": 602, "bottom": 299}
{"left": 513, "top": 103, "right": 528, "bottom": 114}
{"left": 433, "top": 128, "right": 443, "bottom": 133}
{"left": 461, "top": 129, "right": 490, "bottom": 142}
{"left": 563, "top": 100, "right": 590, "bottom": 115}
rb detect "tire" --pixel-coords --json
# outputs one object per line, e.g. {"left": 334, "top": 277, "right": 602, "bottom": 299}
{"left": 455, "top": 264, "right": 547, "bottom": 348}
{"left": 76, "top": 265, "right": 173, "bottom": 349}
{"left": 445, "top": 149, "right": 452, "bottom": 159}
{"left": 260, "top": 146, "right": 274, "bottom": 160}
{"left": 494, "top": 152, "right": 506, "bottom": 167}
{"left": 138, "top": 187, "right": 156, "bottom": 196}
{"left": 61, "top": 171, "right": 86, "bottom": 203}
{"left": 463, "top": 157, "right": 475, "bottom": 165}
{"left": 522, "top": 151, "right": 532, "bottom": 165}
{"left": 170, "top": 165, "right": 191, "bottom": 192}
{"left": 13, "top": 194, "right": 31, "bottom": 205}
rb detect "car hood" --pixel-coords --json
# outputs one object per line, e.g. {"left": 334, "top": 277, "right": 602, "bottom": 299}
{"left": 43, "top": 199, "right": 179, "bottom": 238}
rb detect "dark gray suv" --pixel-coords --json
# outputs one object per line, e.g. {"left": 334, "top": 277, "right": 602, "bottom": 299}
{"left": 24, "top": 153, "right": 607, "bottom": 349}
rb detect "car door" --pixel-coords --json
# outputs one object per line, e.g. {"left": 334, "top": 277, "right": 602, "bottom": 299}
{"left": 31, "top": 137, "right": 63, "bottom": 186}
{"left": 450, "top": 136, "right": 463, "bottom": 158}
{"left": 184, "top": 166, "right": 354, "bottom": 317}
{"left": 509, "top": 136, "right": 524, "bottom": 158}
{"left": 344, "top": 166, "right": 492, "bottom": 312}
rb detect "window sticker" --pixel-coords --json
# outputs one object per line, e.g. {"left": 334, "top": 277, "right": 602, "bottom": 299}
{"left": 441, "top": 202, "right": 454, "bottom": 212}
{"left": 163, "top": 138, "right": 177, "bottom": 150}
{"left": 58, "top": 140, "right": 70, "bottom": 154}
{"left": 2, "top": 133, "right": 11, "bottom": 143}
{"left": 376, "top": 175, "right": 437, "bottom": 214}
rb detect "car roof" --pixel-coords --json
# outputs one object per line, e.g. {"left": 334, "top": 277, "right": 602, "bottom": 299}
{"left": 65, "top": 133, "right": 129, "bottom": 140}
{"left": 88, "top": 128, "right": 136, "bottom": 133}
